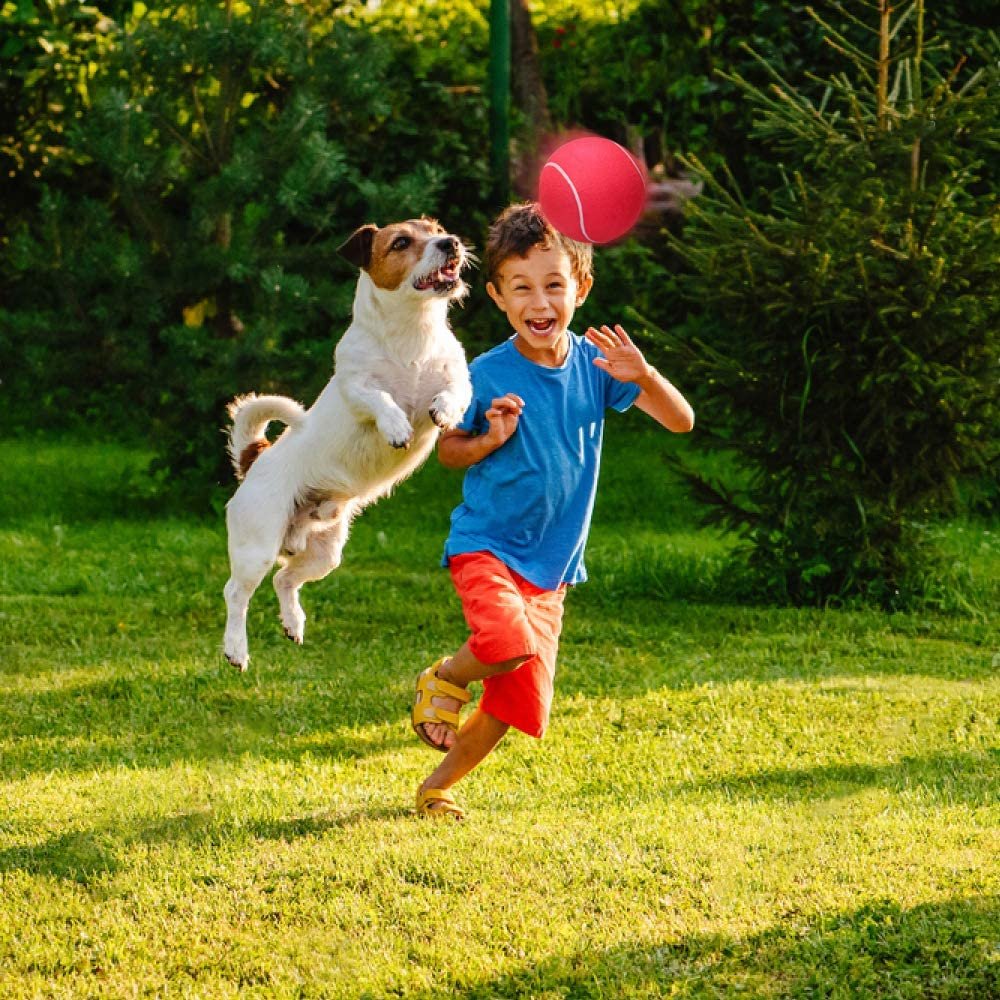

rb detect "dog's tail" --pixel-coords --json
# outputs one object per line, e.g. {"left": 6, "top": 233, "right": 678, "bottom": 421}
{"left": 226, "top": 393, "right": 306, "bottom": 479}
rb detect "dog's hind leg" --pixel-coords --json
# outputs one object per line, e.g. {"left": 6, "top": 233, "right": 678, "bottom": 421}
{"left": 224, "top": 476, "right": 293, "bottom": 669}
{"left": 223, "top": 556, "right": 273, "bottom": 671}
{"left": 273, "top": 511, "right": 353, "bottom": 645}
{"left": 224, "top": 502, "right": 287, "bottom": 671}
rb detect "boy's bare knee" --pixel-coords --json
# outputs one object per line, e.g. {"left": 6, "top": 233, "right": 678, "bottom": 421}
{"left": 492, "top": 653, "right": 532, "bottom": 674}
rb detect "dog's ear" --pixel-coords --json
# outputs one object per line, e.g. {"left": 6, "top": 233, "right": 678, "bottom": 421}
{"left": 338, "top": 224, "right": 378, "bottom": 270}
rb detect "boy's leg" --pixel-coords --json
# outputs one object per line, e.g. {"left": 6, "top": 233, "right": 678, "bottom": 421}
{"left": 418, "top": 707, "right": 510, "bottom": 811}
{"left": 418, "top": 642, "right": 529, "bottom": 750}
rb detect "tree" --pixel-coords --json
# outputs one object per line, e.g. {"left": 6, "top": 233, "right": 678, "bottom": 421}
{"left": 638, "top": 0, "right": 1000, "bottom": 605}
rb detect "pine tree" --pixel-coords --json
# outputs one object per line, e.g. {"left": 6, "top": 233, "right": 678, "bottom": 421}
{"left": 637, "top": 0, "right": 1000, "bottom": 605}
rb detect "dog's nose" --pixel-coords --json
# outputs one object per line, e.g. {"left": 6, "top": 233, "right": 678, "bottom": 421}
{"left": 436, "top": 237, "right": 460, "bottom": 256}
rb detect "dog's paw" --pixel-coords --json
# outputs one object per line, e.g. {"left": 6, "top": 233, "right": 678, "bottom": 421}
{"left": 279, "top": 610, "right": 305, "bottom": 645}
{"left": 224, "top": 627, "right": 250, "bottom": 671}
{"left": 224, "top": 648, "right": 249, "bottom": 673}
{"left": 378, "top": 410, "right": 414, "bottom": 450}
{"left": 429, "top": 393, "right": 465, "bottom": 431}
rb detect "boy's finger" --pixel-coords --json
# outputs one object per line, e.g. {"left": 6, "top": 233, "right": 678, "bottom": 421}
{"left": 488, "top": 403, "right": 521, "bottom": 418}
{"left": 586, "top": 327, "right": 616, "bottom": 353}
{"left": 492, "top": 394, "right": 524, "bottom": 410}
{"left": 615, "top": 324, "right": 634, "bottom": 346}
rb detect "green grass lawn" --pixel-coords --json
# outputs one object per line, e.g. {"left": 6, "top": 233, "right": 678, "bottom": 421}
{"left": 1, "top": 425, "right": 997, "bottom": 998}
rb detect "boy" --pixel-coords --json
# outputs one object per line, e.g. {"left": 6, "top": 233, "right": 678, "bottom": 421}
{"left": 411, "top": 202, "right": 694, "bottom": 818}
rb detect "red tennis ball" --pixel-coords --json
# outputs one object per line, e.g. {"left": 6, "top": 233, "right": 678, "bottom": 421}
{"left": 538, "top": 136, "right": 648, "bottom": 244}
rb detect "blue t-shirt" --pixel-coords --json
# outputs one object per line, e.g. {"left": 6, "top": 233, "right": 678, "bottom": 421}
{"left": 442, "top": 333, "right": 641, "bottom": 590}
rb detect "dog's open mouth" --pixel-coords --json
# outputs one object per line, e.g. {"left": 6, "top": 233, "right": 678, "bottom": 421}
{"left": 414, "top": 260, "right": 461, "bottom": 293}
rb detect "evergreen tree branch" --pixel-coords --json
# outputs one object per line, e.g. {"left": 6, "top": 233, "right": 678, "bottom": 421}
{"left": 807, "top": 8, "right": 880, "bottom": 70}
{"left": 877, "top": 0, "right": 891, "bottom": 130}
{"left": 824, "top": 0, "right": 881, "bottom": 37}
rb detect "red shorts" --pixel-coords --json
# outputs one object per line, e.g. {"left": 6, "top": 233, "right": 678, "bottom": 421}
{"left": 448, "top": 551, "right": 566, "bottom": 738}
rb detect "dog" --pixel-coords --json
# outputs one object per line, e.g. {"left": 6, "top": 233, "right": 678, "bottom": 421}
{"left": 222, "top": 217, "right": 473, "bottom": 670}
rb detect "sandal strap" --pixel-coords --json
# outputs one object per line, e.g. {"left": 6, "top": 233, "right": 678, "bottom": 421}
{"left": 412, "top": 659, "right": 470, "bottom": 748}
{"left": 422, "top": 667, "right": 471, "bottom": 704}
{"left": 416, "top": 788, "right": 464, "bottom": 818}
{"left": 413, "top": 704, "right": 461, "bottom": 727}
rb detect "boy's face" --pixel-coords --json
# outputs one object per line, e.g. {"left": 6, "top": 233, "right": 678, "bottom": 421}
{"left": 486, "top": 244, "right": 593, "bottom": 364}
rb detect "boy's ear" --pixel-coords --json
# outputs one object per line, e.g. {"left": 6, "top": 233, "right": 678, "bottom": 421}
{"left": 338, "top": 224, "right": 378, "bottom": 270}
{"left": 575, "top": 276, "right": 594, "bottom": 306}
{"left": 486, "top": 280, "right": 506, "bottom": 310}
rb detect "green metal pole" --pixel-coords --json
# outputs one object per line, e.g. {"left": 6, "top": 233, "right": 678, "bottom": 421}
{"left": 489, "top": 0, "right": 510, "bottom": 206}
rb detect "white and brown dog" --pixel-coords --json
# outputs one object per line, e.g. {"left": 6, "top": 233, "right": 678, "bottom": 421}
{"left": 223, "top": 218, "right": 473, "bottom": 670}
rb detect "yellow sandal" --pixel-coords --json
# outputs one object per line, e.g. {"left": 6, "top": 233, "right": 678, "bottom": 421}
{"left": 416, "top": 787, "right": 465, "bottom": 820}
{"left": 412, "top": 657, "right": 471, "bottom": 752}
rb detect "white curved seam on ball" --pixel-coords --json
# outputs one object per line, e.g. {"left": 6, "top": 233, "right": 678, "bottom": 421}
{"left": 543, "top": 162, "right": 593, "bottom": 242}
{"left": 615, "top": 142, "right": 646, "bottom": 187}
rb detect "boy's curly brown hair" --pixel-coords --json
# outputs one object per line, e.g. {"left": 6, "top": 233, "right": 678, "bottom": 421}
{"left": 484, "top": 202, "right": 593, "bottom": 288}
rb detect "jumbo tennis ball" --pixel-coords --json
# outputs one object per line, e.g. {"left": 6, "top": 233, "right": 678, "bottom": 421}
{"left": 538, "top": 136, "right": 648, "bottom": 244}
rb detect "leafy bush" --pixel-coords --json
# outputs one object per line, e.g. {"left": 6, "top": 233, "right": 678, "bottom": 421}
{"left": 0, "top": 0, "right": 123, "bottom": 231}
{"left": 637, "top": 1, "right": 1000, "bottom": 605}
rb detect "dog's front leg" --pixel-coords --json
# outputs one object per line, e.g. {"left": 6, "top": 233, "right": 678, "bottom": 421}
{"left": 342, "top": 377, "right": 413, "bottom": 449}
{"left": 429, "top": 360, "right": 473, "bottom": 431}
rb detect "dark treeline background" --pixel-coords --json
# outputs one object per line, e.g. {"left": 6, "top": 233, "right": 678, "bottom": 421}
{"left": 1, "top": 0, "right": 996, "bottom": 604}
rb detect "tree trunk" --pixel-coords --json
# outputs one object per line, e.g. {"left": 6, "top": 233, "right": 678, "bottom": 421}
{"left": 509, "top": 0, "right": 552, "bottom": 198}
{"left": 510, "top": 0, "right": 551, "bottom": 140}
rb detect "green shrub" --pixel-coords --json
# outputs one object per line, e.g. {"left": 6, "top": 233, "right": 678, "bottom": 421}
{"left": 0, "top": 0, "right": 121, "bottom": 231}
{"left": 637, "top": 1, "right": 1000, "bottom": 605}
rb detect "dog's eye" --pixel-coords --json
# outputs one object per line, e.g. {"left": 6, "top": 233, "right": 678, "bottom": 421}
{"left": 391, "top": 236, "right": 412, "bottom": 251}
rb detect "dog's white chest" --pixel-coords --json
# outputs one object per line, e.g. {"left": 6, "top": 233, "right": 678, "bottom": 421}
{"left": 374, "top": 358, "right": 441, "bottom": 415}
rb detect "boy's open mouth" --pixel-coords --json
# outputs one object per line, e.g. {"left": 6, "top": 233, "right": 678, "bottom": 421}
{"left": 527, "top": 318, "right": 557, "bottom": 336}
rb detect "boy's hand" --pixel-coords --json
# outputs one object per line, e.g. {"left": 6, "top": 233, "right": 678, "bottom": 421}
{"left": 588, "top": 324, "right": 696, "bottom": 433}
{"left": 585, "top": 325, "right": 652, "bottom": 383}
{"left": 437, "top": 393, "right": 525, "bottom": 468}
{"left": 484, "top": 393, "right": 524, "bottom": 446}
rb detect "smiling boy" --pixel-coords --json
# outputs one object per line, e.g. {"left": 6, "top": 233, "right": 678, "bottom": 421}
{"left": 410, "top": 202, "right": 694, "bottom": 818}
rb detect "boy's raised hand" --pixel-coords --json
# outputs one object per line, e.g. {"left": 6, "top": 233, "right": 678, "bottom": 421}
{"left": 585, "top": 325, "right": 652, "bottom": 383}
{"left": 484, "top": 393, "right": 525, "bottom": 446}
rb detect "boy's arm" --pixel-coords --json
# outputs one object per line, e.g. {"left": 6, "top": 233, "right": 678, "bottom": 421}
{"left": 438, "top": 393, "right": 525, "bottom": 469}
{"left": 585, "top": 325, "right": 694, "bottom": 433}
{"left": 634, "top": 368, "right": 695, "bottom": 434}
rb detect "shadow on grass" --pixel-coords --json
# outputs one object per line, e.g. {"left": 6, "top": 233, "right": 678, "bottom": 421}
{"left": 556, "top": 598, "right": 994, "bottom": 701}
{"left": 0, "top": 804, "right": 413, "bottom": 884}
{"left": 0, "top": 659, "right": 421, "bottom": 780}
{"left": 421, "top": 895, "right": 1000, "bottom": 998}
{"left": 680, "top": 749, "right": 1000, "bottom": 808}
